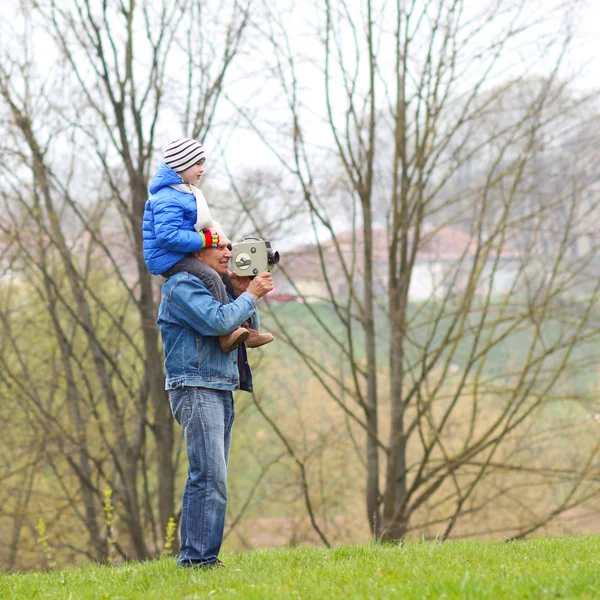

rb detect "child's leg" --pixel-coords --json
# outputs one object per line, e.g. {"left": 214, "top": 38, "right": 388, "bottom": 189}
{"left": 162, "top": 257, "right": 229, "bottom": 304}
{"left": 222, "top": 272, "right": 274, "bottom": 349}
{"left": 192, "top": 264, "right": 274, "bottom": 347}
{"left": 161, "top": 257, "right": 248, "bottom": 353}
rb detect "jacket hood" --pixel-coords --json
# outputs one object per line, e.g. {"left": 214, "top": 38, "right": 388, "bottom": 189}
{"left": 149, "top": 162, "right": 183, "bottom": 194}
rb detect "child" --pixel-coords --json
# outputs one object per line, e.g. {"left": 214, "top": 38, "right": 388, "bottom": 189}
{"left": 143, "top": 137, "right": 273, "bottom": 353}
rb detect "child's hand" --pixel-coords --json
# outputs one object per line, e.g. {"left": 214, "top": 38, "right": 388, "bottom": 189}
{"left": 200, "top": 229, "right": 220, "bottom": 248}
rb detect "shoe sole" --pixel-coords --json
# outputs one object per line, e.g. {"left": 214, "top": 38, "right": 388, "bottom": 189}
{"left": 246, "top": 337, "right": 274, "bottom": 348}
{"left": 220, "top": 330, "right": 249, "bottom": 353}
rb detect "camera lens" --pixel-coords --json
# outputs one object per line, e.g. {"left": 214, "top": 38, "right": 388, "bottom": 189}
{"left": 268, "top": 250, "right": 280, "bottom": 265}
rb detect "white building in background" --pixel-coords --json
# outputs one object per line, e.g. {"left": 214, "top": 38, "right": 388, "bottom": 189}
{"left": 274, "top": 226, "right": 520, "bottom": 303}
{"left": 407, "top": 227, "right": 520, "bottom": 300}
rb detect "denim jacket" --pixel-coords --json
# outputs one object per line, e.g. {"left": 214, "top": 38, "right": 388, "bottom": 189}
{"left": 157, "top": 271, "right": 259, "bottom": 392}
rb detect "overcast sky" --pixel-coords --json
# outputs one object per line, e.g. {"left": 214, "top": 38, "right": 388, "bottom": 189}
{"left": 1, "top": 0, "right": 599, "bottom": 207}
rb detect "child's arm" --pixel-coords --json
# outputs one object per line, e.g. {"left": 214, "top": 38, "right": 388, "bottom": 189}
{"left": 154, "top": 196, "right": 217, "bottom": 252}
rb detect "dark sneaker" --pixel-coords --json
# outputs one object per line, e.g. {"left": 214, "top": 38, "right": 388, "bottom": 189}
{"left": 207, "top": 558, "right": 225, "bottom": 569}
{"left": 180, "top": 558, "right": 225, "bottom": 569}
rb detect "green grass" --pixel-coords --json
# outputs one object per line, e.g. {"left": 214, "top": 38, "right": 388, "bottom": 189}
{"left": 3, "top": 537, "right": 600, "bottom": 599}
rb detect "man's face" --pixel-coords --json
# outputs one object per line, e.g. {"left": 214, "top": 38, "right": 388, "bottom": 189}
{"left": 179, "top": 158, "right": 205, "bottom": 185}
{"left": 197, "top": 234, "right": 232, "bottom": 276}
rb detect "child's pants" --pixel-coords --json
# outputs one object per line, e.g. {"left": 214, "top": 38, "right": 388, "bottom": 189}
{"left": 161, "top": 257, "right": 228, "bottom": 304}
{"left": 161, "top": 257, "right": 252, "bottom": 387}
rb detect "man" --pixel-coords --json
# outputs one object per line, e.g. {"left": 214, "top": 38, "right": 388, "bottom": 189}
{"left": 157, "top": 231, "right": 273, "bottom": 568}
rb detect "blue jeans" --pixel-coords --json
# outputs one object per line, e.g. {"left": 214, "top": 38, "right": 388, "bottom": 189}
{"left": 169, "top": 387, "right": 235, "bottom": 565}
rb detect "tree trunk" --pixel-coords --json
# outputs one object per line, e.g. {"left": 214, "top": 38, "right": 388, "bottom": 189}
{"left": 382, "top": 288, "right": 408, "bottom": 541}
{"left": 130, "top": 179, "right": 174, "bottom": 548}
{"left": 362, "top": 201, "right": 380, "bottom": 535}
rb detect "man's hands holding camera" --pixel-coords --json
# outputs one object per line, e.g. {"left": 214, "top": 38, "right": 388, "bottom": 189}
{"left": 248, "top": 273, "right": 274, "bottom": 299}
{"left": 230, "top": 272, "right": 274, "bottom": 300}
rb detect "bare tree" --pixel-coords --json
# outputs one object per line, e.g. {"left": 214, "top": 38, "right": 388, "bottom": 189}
{"left": 2, "top": 0, "right": 600, "bottom": 567}
{"left": 229, "top": 0, "right": 600, "bottom": 542}
{"left": 0, "top": 0, "right": 252, "bottom": 564}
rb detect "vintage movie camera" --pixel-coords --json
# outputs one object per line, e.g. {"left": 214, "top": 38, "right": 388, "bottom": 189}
{"left": 230, "top": 238, "right": 280, "bottom": 276}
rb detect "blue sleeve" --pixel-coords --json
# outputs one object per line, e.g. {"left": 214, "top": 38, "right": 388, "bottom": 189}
{"left": 249, "top": 308, "right": 260, "bottom": 330}
{"left": 153, "top": 194, "right": 204, "bottom": 253}
{"left": 227, "top": 292, "right": 260, "bottom": 329}
{"left": 169, "top": 278, "right": 257, "bottom": 336}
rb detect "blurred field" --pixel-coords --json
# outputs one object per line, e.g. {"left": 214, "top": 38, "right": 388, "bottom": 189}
{"left": 221, "top": 298, "right": 600, "bottom": 551}
{"left": 2, "top": 297, "right": 599, "bottom": 568}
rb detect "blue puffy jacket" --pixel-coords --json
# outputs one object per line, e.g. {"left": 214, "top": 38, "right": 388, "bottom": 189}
{"left": 142, "top": 163, "right": 205, "bottom": 275}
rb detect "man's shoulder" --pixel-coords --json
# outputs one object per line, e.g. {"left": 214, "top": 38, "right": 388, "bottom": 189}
{"left": 162, "top": 272, "right": 210, "bottom": 297}
{"left": 163, "top": 275, "right": 254, "bottom": 306}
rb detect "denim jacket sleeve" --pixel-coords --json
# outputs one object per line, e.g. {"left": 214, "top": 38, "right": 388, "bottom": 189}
{"left": 248, "top": 307, "right": 260, "bottom": 330}
{"left": 226, "top": 291, "right": 260, "bottom": 330}
{"left": 167, "top": 275, "right": 257, "bottom": 335}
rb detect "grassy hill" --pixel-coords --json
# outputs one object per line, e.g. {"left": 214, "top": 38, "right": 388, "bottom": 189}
{"left": 3, "top": 537, "right": 600, "bottom": 599}
{"left": 264, "top": 299, "right": 600, "bottom": 392}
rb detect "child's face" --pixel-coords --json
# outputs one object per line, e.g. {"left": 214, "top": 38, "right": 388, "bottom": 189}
{"left": 179, "top": 158, "right": 205, "bottom": 185}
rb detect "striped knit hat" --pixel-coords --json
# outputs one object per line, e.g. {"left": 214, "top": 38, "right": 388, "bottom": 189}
{"left": 163, "top": 138, "right": 206, "bottom": 172}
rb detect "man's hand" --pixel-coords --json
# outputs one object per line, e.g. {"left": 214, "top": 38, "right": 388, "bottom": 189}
{"left": 246, "top": 272, "right": 274, "bottom": 300}
{"left": 229, "top": 272, "right": 252, "bottom": 298}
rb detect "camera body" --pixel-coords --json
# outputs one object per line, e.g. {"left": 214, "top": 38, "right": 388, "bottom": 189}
{"left": 230, "top": 238, "right": 280, "bottom": 276}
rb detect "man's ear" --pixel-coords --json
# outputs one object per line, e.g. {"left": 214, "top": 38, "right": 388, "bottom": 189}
{"left": 191, "top": 250, "right": 204, "bottom": 261}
